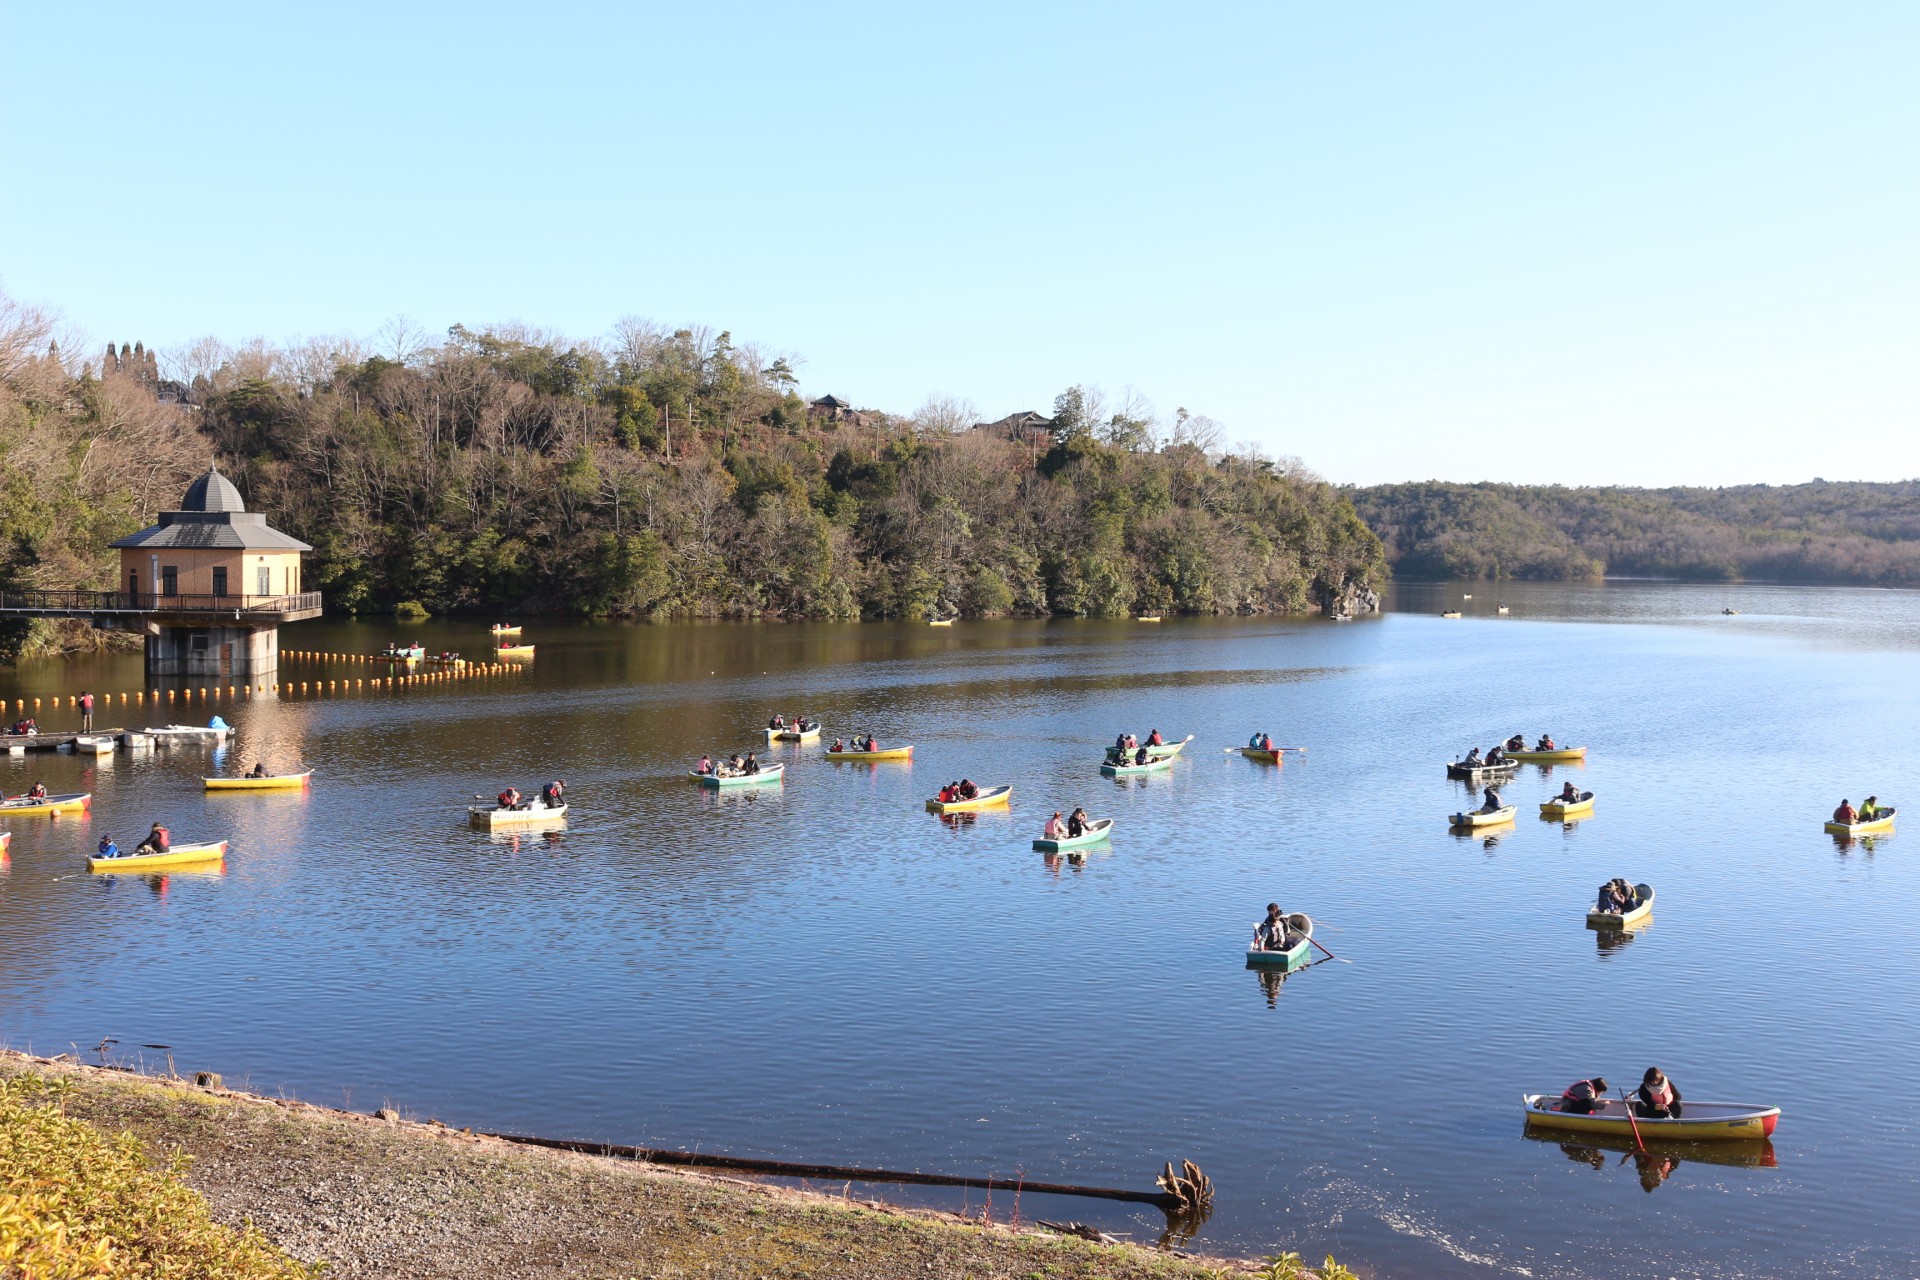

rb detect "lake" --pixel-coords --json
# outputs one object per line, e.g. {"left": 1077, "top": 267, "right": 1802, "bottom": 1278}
{"left": 2, "top": 579, "right": 1918, "bottom": 1278}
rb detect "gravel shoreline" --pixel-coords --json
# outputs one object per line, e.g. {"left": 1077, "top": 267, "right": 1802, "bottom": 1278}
{"left": 2, "top": 1050, "right": 1258, "bottom": 1279}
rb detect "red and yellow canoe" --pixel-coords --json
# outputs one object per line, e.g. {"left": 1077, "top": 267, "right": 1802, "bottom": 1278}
{"left": 1522, "top": 1094, "right": 1778, "bottom": 1141}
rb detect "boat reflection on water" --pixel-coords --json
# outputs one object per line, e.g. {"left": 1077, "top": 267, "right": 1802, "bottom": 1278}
{"left": 1830, "top": 831, "right": 1893, "bottom": 856}
{"left": 1038, "top": 848, "right": 1104, "bottom": 876}
{"left": 95, "top": 862, "right": 227, "bottom": 899}
{"left": 1251, "top": 965, "right": 1289, "bottom": 1007}
{"left": 1594, "top": 920, "right": 1649, "bottom": 957}
{"left": 1448, "top": 823, "right": 1515, "bottom": 851}
{"left": 487, "top": 828, "right": 567, "bottom": 850}
{"left": 1524, "top": 1126, "right": 1777, "bottom": 1193}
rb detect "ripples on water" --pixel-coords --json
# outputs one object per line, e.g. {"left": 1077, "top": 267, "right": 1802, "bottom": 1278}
{"left": 2, "top": 580, "right": 1918, "bottom": 1278}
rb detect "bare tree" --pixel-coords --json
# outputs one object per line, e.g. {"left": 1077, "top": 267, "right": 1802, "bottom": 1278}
{"left": 910, "top": 393, "right": 980, "bottom": 435}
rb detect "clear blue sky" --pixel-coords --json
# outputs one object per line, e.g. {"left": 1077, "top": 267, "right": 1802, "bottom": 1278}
{"left": 4, "top": 2, "right": 1914, "bottom": 486}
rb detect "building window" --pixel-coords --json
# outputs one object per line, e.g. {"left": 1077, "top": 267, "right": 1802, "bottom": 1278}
{"left": 213, "top": 567, "right": 228, "bottom": 597}
{"left": 162, "top": 566, "right": 178, "bottom": 596}
{"left": 257, "top": 565, "right": 271, "bottom": 595}
{"left": 128, "top": 572, "right": 138, "bottom": 599}
{"left": 189, "top": 631, "right": 209, "bottom": 653}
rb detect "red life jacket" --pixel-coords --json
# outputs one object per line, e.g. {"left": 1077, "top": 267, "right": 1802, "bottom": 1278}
{"left": 152, "top": 826, "right": 170, "bottom": 851}
{"left": 499, "top": 789, "right": 518, "bottom": 807}
{"left": 1562, "top": 1079, "right": 1600, "bottom": 1103}
{"left": 1646, "top": 1077, "right": 1675, "bottom": 1109}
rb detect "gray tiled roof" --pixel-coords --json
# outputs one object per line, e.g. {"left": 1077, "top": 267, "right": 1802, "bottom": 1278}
{"left": 111, "top": 512, "right": 312, "bottom": 551}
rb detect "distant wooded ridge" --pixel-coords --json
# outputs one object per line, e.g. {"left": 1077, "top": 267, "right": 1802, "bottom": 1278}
{"left": 0, "top": 292, "right": 1385, "bottom": 650}
{"left": 1351, "top": 480, "right": 1920, "bottom": 585}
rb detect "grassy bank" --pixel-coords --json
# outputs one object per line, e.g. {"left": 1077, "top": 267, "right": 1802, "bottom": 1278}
{"left": 0, "top": 1051, "right": 1347, "bottom": 1280}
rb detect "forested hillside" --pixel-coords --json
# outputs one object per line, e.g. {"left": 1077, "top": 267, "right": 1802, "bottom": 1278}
{"left": 1354, "top": 481, "right": 1920, "bottom": 584}
{"left": 0, "top": 292, "right": 1384, "bottom": 645}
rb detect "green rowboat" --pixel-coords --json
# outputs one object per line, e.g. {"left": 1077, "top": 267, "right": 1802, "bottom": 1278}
{"left": 1032, "top": 818, "right": 1114, "bottom": 852}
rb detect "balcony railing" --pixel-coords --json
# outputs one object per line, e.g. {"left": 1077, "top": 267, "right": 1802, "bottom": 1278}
{"left": 0, "top": 589, "right": 323, "bottom": 616}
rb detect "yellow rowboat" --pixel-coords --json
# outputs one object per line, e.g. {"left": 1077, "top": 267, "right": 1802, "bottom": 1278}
{"left": 928, "top": 618, "right": 954, "bottom": 627}
{"left": 1825, "top": 808, "right": 1895, "bottom": 836}
{"left": 766, "top": 723, "right": 821, "bottom": 742}
{"left": 825, "top": 745, "right": 914, "bottom": 762}
{"left": 0, "top": 792, "right": 91, "bottom": 817}
{"left": 925, "top": 785, "right": 1011, "bottom": 814}
{"left": 1540, "top": 792, "right": 1596, "bottom": 819}
{"left": 204, "top": 770, "right": 313, "bottom": 792}
{"left": 1450, "top": 806, "right": 1516, "bottom": 828}
{"left": 1135, "top": 614, "right": 1162, "bottom": 622}
{"left": 490, "top": 624, "right": 522, "bottom": 637}
{"left": 1230, "top": 747, "right": 1284, "bottom": 764}
{"left": 1587, "top": 882, "right": 1653, "bottom": 929}
{"left": 495, "top": 644, "right": 535, "bottom": 659}
{"left": 1522, "top": 1094, "right": 1778, "bottom": 1142}
{"left": 468, "top": 802, "right": 567, "bottom": 829}
{"left": 1507, "top": 746, "right": 1588, "bottom": 763}
{"left": 89, "top": 840, "right": 227, "bottom": 872}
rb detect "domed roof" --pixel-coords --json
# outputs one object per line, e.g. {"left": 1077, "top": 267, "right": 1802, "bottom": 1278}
{"left": 179, "top": 468, "right": 245, "bottom": 513}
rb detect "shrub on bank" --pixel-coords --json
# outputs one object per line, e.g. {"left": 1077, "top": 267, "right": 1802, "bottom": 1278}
{"left": 0, "top": 1078, "right": 317, "bottom": 1279}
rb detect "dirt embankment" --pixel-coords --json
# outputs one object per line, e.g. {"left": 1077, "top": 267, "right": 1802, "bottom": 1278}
{"left": 1, "top": 1050, "right": 1263, "bottom": 1280}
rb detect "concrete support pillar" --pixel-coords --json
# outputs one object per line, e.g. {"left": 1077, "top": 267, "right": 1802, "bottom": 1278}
{"left": 144, "top": 625, "right": 280, "bottom": 680}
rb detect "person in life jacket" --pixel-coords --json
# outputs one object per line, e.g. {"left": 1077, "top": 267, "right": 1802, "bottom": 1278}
{"left": 1254, "top": 903, "right": 1291, "bottom": 951}
{"left": 1832, "top": 798, "right": 1857, "bottom": 825}
{"left": 695, "top": 755, "right": 714, "bottom": 775}
{"left": 498, "top": 786, "right": 523, "bottom": 810}
{"left": 938, "top": 782, "right": 959, "bottom": 804}
{"left": 1537, "top": 734, "right": 1556, "bottom": 750}
{"left": 1559, "top": 781, "right": 1581, "bottom": 803}
{"left": 829, "top": 739, "right": 845, "bottom": 753}
{"left": 1558, "top": 1076, "right": 1608, "bottom": 1115}
{"left": 1633, "top": 1067, "right": 1683, "bottom": 1119}
{"left": 541, "top": 780, "right": 565, "bottom": 808}
{"left": 26, "top": 782, "right": 47, "bottom": 800}
{"left": 134, "top": 822, "right": 170, "bottom": 855}
{"left": 1147, "top": 729, "right": 1164, "bottom": 747}
{"left": 1259, "top": 733, "right": 1274, "bottom": 753}
{"left": 97, "top": 835, "right": 120, "bottom": 859}
{"left": 1506, "top": 733, "right": 1526, "bottom": 751}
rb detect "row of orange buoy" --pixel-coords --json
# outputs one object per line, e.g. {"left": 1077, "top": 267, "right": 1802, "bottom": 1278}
{"left": 5, "top": 662, "right": 524, "bottom": 717}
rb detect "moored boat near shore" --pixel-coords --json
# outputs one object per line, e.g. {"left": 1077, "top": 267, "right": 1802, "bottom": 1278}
{"left": 1522, "top": 1094, "right": 1779, "bottom": 1141}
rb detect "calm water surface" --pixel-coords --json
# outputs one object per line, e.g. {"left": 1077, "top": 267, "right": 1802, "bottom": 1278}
{"left": 3, "top": 580, "right": 1918, "bottom": 1278}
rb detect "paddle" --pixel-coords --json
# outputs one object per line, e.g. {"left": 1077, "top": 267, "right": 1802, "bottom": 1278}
{"left": 1618, "top": 1089, "right": 1647, "bottom": 1153}
{"left": 1306, "top": 935, "right": 1349, "bottom": 964}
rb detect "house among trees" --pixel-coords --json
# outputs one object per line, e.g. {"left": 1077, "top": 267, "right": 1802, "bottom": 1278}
{"left": 807, "top": 394, "right": 868, "bottom": 426}
{"left": 971, "top": 410, "right": 1057, "bottom": 449}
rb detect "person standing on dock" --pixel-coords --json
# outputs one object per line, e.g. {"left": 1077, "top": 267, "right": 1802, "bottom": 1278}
{"left": 79, "top": 691, "right": 94, "bottom": 732}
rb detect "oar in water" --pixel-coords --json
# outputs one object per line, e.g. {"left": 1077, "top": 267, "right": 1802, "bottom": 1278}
{"left": 1306, "top": 934, "right": 1349, "bottom": 963}
{"left": 1618, "top": 1089, "right": 1648, "bottom": 1153}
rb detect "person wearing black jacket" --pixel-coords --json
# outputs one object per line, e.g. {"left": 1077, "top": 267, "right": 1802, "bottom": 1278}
{"left": 1634, "top": 1067, "right": 1683, "bottom": 1118}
